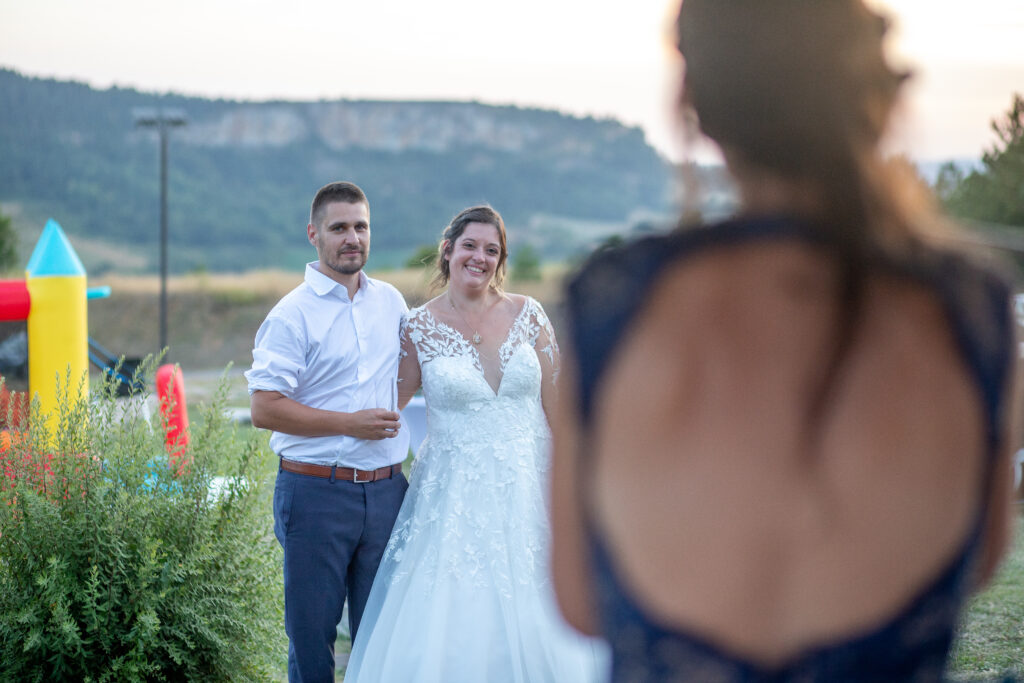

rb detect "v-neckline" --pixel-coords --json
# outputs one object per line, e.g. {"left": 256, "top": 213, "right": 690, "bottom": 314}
{"left": 423, "top": 297, "right": 531, "bottom": 396}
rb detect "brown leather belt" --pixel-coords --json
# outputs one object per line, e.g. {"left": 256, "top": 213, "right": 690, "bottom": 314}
{"left": 280, "top": 459, "right": 402, "bottom": 483}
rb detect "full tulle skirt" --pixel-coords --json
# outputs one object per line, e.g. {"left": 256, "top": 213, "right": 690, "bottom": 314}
{"left": 344, "top": 434, "right": 607, "bottom": 683}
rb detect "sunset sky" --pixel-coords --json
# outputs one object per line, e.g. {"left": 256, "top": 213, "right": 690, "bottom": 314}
{"left": 1, "top": 0, "right": 1021, "bottom": 163}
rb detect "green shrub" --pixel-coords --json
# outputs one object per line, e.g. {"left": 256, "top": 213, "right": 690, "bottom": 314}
{"left": 0, "top": 361, "right": 285, "bottom": 681}
{"left": 510, "top": 243, "right": 542, "bottom": 282}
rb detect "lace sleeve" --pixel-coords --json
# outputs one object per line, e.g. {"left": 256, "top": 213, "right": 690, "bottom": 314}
{"left": 404, "top": 304, "right": 473, "bottom": 366}
{"left": 397, "top": 313, "right": 422, "bottom": 408}
{"left": 398, "top": 314, "right": 414, "bottom": 360}
{"left": 528, "top": 297, "right": 560, "bottom": 386}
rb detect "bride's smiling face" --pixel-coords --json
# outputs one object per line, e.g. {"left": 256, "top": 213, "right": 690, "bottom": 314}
{"left": 445, "top": 221, "right": 503, "bottom": 291}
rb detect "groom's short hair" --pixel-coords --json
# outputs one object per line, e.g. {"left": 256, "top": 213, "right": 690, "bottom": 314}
{"left": 310, "top": 181, "right": 369, "bottom": 228}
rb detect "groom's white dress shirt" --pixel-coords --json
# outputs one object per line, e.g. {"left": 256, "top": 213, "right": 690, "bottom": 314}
{"left": 245, "top": 262, "right": 409, "bottom": 469}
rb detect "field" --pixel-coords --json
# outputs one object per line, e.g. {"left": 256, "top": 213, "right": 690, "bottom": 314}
{"left": 87, "top": 264, "right": 571, "bottom": 388}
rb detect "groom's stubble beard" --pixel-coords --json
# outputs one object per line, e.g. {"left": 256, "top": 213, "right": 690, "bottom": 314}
{"left": 327, "top": 246, "right": 368, "bottom": 275}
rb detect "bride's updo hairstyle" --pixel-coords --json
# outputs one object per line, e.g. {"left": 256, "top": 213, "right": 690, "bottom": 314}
{"left": 677, "top": 0, "right": 912, "bottom": 250}
{"left": 434, "top": 205, "right": 509, "bottom": 291}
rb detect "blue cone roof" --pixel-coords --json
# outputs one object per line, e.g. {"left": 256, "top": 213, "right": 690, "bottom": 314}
{"left": 26, "top": 219, "right": 86, "bottom": 277}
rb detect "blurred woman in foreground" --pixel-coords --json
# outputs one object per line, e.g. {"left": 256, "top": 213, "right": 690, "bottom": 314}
{"left": 550, "top": 1, "right": 1020, "bottom": 680}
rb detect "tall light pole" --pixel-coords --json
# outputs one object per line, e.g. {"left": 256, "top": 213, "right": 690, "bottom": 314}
{"left": 134, "top": 108, "right": 187, "bottom": 357}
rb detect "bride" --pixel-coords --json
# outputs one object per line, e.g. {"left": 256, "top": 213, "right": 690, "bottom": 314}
{"left": 344, "top": 206, "right": 606, "bottom": 682}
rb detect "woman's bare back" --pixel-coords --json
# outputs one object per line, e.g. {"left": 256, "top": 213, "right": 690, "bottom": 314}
{"left": 588, "top": 241, "right": 985, "bottom": 665}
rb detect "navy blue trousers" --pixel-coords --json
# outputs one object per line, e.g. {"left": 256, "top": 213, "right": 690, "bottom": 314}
{"left": 273, "top": 464, "right": 408, "bottom": 683}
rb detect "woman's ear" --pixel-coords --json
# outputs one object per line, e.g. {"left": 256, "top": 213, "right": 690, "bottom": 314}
{"left": 441, "top": 239, "right": 452, "bottom": 262}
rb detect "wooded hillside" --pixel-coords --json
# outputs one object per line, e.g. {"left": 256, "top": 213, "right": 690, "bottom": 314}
{"left": 0, "top": 68, "right": 675, "bottom": 273}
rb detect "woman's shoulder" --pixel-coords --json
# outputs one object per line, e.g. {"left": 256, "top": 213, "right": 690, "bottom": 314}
{"left": 884, "top": 239, "right": 1015, "bottom": 359}
{"left": 501, "top": 292, "right": 552, "bottom": 325}
{"left": 569, "top": 232, "right": 680, "bottom": 290}
{"left": 412, "top": 293, "right": 453, "bottom": 314}
{"left": 566, "top": 218, "right": 772, "bottom": 306}
{"left": 898, "top": 241, "right": 1018, "bottom": 418}
{"left": 502, "top": 291, "right": 538, "bottom": 311}
{"left": 502, "top": 292, "right": 530, "bottom": 306}
{"left": 404, "top": 297, "right": 444, "bottom": 329}
{"left": 900, "top": 237, "right": 1015, "bottom": 300}
{"left": 564, "top": 230, "right": 697, "bottom": 346}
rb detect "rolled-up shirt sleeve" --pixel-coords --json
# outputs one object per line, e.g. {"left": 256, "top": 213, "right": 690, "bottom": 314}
{"left": 246, "top": 315, "right": 305, "bottom": 396}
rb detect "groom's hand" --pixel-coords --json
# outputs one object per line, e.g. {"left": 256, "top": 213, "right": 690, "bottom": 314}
{"left": 250, "top": 391, "right": 401, "bottom": 440}
{"left": 348, "top": 409, "right": 402, "bottom": 440}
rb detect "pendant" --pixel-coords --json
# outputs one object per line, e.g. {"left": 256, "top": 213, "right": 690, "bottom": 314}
{"left": 472, "top": 333, "right": 482, "bottom": 345}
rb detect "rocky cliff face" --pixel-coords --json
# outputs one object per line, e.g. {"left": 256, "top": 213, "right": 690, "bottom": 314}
{"left": 180, "top": 100, "right": 636, "bottom": 156}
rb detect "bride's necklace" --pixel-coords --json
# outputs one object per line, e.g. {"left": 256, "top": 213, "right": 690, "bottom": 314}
{"left": 447, "top": 291, "right": 487, "bottom": 345}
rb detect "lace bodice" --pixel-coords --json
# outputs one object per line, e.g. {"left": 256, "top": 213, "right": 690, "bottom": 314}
{"left": 385, "top": 296, "right": 560, "bottom": 592}
{"left": 402, "top": 295, "right": 558, "bottom": 395}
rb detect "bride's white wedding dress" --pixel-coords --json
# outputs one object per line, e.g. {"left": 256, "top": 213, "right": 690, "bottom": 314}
{"left": 344, "top": 297, "right": 606, "bottom": 683}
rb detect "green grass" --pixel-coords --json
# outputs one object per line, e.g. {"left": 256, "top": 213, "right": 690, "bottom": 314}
{"left": 950, "top": 513, "right": 1024, "bottom": 678}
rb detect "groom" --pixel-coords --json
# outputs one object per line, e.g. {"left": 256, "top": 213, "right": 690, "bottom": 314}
{"left": 246, "top": 181, "right": 410, "bottom": 682}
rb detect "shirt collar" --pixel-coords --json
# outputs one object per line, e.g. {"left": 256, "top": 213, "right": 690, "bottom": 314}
{"left": 304, "top": 262, "right": 370, "bottom": 300}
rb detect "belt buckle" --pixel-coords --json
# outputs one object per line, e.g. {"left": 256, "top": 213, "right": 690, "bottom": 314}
{"left": 352, "top": 468, "right": 368, "bottom": 483}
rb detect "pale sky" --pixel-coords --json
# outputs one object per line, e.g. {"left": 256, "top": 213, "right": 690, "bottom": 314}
{"left": 1, "top": 0, "right": 1022, "bottom": 163}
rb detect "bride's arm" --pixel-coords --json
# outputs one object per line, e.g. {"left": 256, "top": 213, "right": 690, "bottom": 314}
{"left": 549, "top": 339, "right": 600, "bottom": 636}
{"left": 396, "top": 317, "right": 422, "bottom": 411}
{"left": 532, "top": 300, "right": 560, "bottom": 426}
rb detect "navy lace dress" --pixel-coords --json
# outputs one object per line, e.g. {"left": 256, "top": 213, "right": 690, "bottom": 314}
{"left": 564, "top": 216, "right": 1017, "bottom": 682}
